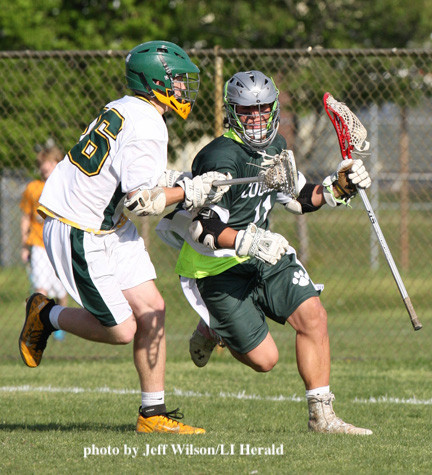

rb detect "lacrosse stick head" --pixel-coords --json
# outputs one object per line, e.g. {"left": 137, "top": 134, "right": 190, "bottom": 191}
{"left": 259, "top": 149, "right": 299, "bottom": 197}
{"left": 323, "top": 92, "right": 370, "bottom": 160}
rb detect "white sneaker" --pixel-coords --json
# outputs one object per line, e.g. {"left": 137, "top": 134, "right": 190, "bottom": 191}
{"left": 307, "top": 392, "right": 372, "bottom": 435}
{"left": 189, "top": 320, "right": 224, "bottom": 368}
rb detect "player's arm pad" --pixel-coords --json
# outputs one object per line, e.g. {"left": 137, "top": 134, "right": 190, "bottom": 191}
{"left": 124, "top": 186, "right": 166, "bottom": 216}
{"left": 298, "top": 183, "right": 322, "bottom": 213}
{"left": 284, "top": 183, "right": 321, "bottom": 214}
{"left": 189, "top": 208, "right": 229, "bottom": 250}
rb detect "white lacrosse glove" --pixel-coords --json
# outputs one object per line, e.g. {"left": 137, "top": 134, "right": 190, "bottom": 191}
{"left": 347, "top": 159, "right": 371, "bottom": 189}
{"left": 322, "top": 159, "right": 371, "bottom": 207}
{"left": 235, "top": 223, "right": 289, "bottom": 265}
{"left": 177, "top": 171, "right": 232, "bottom": 211}
{"left": 157, "top": 169, "right": 192, "bottom": 188}
{"left": 124, "top": 186, "right": 166, "bottom": 216}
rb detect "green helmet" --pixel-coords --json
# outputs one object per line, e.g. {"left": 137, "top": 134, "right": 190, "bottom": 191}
{"left": 125, "top": 40, "right": 200, "bottom": 119}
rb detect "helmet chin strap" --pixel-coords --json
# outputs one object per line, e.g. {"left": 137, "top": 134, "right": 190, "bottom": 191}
{"left": 153, "top": 89, "right": 191, "bottom": 119}
{"left": 245, "top": 127, "right": 267, "bottom": 140}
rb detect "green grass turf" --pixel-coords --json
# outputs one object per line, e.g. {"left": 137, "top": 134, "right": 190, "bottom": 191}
{"left": 1, "top": 358, "right": 431, "bottom": 473}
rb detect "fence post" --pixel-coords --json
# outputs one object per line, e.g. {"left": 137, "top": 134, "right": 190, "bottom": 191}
{"left": 214, "top": 45, "right": 224, "bottom": 137}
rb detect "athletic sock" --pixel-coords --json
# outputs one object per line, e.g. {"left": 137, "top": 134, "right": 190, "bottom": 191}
{"left": 49, "top": 305, "right": 65, "bottom": 330}
{"left": 305, "top": 386, "right": 330, "bottom": 399}
{"left": 141, "top": 391, "right": 165, "bottom": 417}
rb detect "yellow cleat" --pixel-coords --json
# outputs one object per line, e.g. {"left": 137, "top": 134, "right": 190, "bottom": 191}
{"left": 19, "top": 293, "right": 55, "bottom": 368}
{"left": 136, "top": 407, "right": 205, "bottom": 434}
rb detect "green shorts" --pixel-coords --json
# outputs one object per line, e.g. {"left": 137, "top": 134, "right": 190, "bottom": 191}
{"left": 196, "top": 252, "right": 320, "bottom": 354}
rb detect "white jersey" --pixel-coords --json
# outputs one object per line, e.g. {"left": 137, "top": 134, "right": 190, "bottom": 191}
{"left": 39, "top": 95, "right": 168, "bottom": 232}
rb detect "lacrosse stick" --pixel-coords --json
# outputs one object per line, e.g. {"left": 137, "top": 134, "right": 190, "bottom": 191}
{"left": 213, "top": 149, "right": 300, "bottom": 198}
{"left": 324, "top": 92, "right": 422, "bottom": 331}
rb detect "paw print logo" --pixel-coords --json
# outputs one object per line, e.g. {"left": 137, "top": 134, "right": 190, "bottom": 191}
{"left": 292, "top": 270, "right": 310, "bottom": 287}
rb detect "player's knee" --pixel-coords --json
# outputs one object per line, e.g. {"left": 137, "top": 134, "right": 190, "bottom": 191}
{"left": 112, "top": 317, "right": 137, "bottom": 344}
{"left": 252, "top": 350, "right": 279, "bottom": 373}
{"left": 295, "top": 299, "right": 328, "bottom": 335}
{"left": 153, "top": 299, "right": 166, "bottom": 323}
{"left": 116, "top": 330, "right": 135, "bottom": 345}
{"left": 134, "top": 294, "right": 166, "bottom": 325}
{"left": 310, "top": 305, "right": 328, "bottom": 332}
{"left": 253, "top": 358, "right": 278, "bottom": 373}
{"left": 135, "top": 306, "right": 166, "bottom": 337}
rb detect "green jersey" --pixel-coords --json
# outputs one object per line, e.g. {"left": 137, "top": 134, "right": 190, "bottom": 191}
{"left": 173, "top": 130, "right": 295, "bottom": 279}
{"left": 192, "top": 130, "right": 288, "bottom": 231}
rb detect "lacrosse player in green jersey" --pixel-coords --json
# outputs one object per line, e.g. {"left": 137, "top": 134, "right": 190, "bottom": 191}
{"left": 156, "top": 70, "right": 373, "bottom": 435}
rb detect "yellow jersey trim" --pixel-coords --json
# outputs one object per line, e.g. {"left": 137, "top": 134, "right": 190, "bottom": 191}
{"left": 37, "top": 205, "right": 128, "bottom": 235}
{"left": 223, "top": 129, "right": 244, "bottom": 144}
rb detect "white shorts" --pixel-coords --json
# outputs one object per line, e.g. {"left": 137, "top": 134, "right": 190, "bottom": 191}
{"left": 29, "top": 245, "right": 67, "bottom": 299}
{"left": 43, "top": 217, "right": 156, "bottom": 326}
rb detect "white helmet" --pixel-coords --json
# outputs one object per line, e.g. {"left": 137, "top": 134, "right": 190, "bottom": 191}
{"left": 224, "top": 70, "right": 280, "bottom": 150}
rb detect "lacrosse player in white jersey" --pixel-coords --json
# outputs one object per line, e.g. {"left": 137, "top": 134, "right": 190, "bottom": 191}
{"left": 18, "top": 40, "right": 231, "bottom": 434}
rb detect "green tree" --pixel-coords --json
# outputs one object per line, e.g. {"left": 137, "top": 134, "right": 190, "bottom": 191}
{"left": 0, "top": 0, "right": 176, "bottom": 50}
{"left": 1, "top": 0, "right": 432, "bottom": 51}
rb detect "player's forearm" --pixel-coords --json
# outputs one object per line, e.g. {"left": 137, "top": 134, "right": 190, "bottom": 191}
{"left": 312, "top": 185, "right": 326, "bottom": 206}
{"left": 214, "top": 227, "right": 238, "bottom": 249}
{"left": 303, "top": 183, "right": 347, "bottom": 208}
{"left": 162, "top": 186, "right": 186, "bottom": 206}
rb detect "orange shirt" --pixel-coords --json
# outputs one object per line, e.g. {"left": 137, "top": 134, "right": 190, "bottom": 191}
{"left": 20, "top": 180, "right": 45, "bottom": 248}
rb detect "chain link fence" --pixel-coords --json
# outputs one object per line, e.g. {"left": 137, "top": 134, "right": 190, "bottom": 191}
{"left": 1, "top": 48, "right": 430, "bottom": 361}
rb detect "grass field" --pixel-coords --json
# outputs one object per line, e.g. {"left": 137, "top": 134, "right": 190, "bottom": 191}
{"left": 1, "top": 357, "right": 432, "bottom": 473}
{"left": 1, "top": 205, "right": 431, "bottom": 472}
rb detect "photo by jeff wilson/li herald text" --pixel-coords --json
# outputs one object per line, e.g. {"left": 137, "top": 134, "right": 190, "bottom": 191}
{"left": 83, "top": 443, "right": 285, "bottom": 458}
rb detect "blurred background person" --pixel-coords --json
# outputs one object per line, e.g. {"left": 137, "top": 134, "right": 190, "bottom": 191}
{"left": 20, "top": 140, "right": 68, "bottom": 341}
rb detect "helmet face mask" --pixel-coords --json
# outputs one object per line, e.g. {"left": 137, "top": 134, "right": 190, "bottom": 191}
{"left": 224, "top": 70, "right": 280, "bottom": 150}
{"left": 152, "top": 72, "right": 200, "bottom": 120}
{"left": 125, "top": 41, "right": 200, "bottom": 119}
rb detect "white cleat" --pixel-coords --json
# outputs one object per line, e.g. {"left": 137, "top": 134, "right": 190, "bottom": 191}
{"left": 308, "top": 392, "right": 372, "bottom": 435}
{"left": 189, "top": 320, "right": 224, "bottom": 368}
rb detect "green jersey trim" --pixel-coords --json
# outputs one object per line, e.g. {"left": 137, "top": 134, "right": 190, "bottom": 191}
{"left": 175, "top": 241, "right": 249, "bottom": 278}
